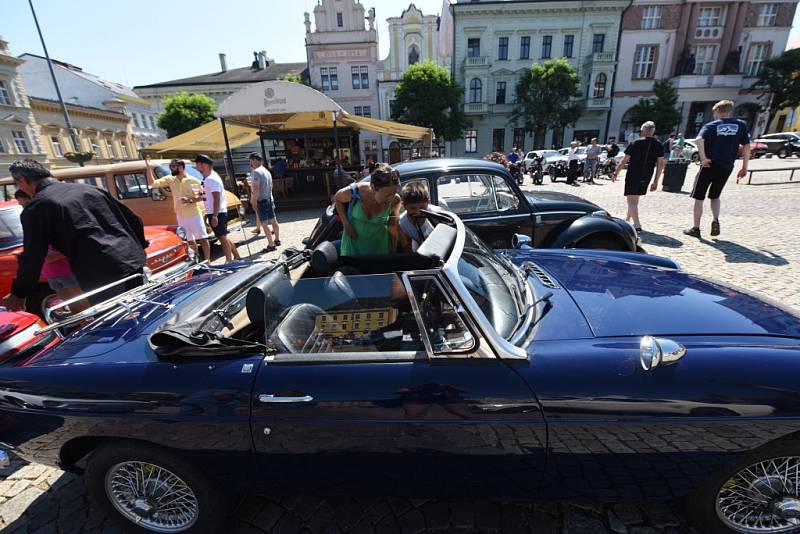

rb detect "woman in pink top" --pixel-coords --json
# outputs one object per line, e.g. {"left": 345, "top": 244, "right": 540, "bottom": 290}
{"left": 14, "top": 190, "right": 89, "bottom": 314}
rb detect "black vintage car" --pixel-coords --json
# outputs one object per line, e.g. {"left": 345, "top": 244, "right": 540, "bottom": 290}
{"left": 306, "top": 158, "right": 638, "bottom": 251}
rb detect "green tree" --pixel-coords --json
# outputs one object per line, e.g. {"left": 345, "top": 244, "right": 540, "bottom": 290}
{"left": 753, "top": 48, "right": 800, "bottom": 126}
{"left": 392, "top": 61, "right": 471, "bottom": 141}
{"left": 630, "top": 78, "right": 682, "bottom": 137}
{"left": 511, "top": 58, "right": 584, "bottom": 142}
{"left": 280, "top": 73, "right": 311, "bottom": 86}
{"left": 156, "top": 92, "right": 217, "bottom": 138}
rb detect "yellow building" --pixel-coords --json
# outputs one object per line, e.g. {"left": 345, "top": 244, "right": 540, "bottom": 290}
{"left": 29, "top": 97, "right": 136, "bottom": 168}
{"left": 315, "top": 307, "right": 399, "bottom": 336}
{"left": 768, "top": 107, "right": 800, "bottom": 133}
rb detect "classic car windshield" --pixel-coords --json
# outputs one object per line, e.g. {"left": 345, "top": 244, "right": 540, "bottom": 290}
{"left": 457, "top": 228, "right": 523, "bottom": 339}
{"left": 0, "top": 206, "right": 23, "bottom": 250}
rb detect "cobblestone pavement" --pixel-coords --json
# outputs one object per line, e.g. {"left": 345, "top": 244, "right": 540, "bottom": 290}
{"left": 1, "top": 156, "right": 797, "bottom": 533}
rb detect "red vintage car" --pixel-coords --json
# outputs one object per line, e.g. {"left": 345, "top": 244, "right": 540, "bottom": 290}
{"left": 0, "top": 201, "right": 190, "bottom": 317}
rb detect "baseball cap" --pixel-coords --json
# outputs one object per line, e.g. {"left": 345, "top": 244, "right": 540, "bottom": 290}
{"left": 248, "top": 152, "right": 263, "bottom": 161}
{"left": 194, "top": 154, "right": 213, "bottom": 165}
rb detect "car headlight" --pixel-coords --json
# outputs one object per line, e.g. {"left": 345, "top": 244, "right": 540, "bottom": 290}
{"left": 591, "top": 210, "right": 610, "bottom": 218}
{"left": 175, "top": 226, "right": 187, "bottom": 240}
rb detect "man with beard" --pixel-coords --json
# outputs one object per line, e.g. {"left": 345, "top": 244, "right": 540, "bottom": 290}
{"left": 152, "top": 159, "right": 210, "bottom": 261}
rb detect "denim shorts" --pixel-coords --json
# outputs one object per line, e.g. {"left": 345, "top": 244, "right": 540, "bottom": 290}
{"left": 257, "top": 198, "right": 276, "bottom": 222}
{"left": 48, "top": 275, "right": 80, "bottom": 292}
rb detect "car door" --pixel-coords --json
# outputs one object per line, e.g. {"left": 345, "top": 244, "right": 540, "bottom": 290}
{"left": 250, "top": 271, "right": 546, "bottom": 498}
{"left": 433, "top": 172, "right": 533, "bottom": 248}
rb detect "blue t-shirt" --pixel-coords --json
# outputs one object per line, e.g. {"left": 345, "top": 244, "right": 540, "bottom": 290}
{"left": 698, "top": 118, "right": 750, "bottom": 170}
{"left": 507, "top": 151, "right": 519, "bottom": 163}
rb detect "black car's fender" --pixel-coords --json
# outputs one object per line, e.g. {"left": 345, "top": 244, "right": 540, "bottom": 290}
{"left": 548, "top": 212, "right": 637, "bottom": 251}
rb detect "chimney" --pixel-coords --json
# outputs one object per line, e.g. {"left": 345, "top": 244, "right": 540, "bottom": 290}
{"left": 252, "top": 51, "right": 260, "bottom": 69}
{"left": 258, "top": 51, "right": 268, "bottom": 70}
{"left": 219, "top": 53, "right": 227, "bottom": 72}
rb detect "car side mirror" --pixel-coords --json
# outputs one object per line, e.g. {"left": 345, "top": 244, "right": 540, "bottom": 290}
{"left": 151, "top": 188, "right": 166, "bottom": 201}
{"left": 512, "top": 234, "right": 532, "bottom": 249}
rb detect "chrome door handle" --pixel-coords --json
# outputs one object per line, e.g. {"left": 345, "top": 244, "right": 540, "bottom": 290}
{"left": 258, "top": 394, "right": 314, "bottom": 403}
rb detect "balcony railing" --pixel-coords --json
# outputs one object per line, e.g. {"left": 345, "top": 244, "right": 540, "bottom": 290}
{"left": 585, "top": 51, "right": 615, "bottom": 64}
{"left": 465, "top": 102, "right": 488, "bottom": 114}
{"left": 464, "top": 56, "right": 488, "bottom": 67}
{"left": 671, "top": 74, "right": 744, "bottom": 89}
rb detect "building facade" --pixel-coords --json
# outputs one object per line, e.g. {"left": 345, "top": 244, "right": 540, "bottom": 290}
{"left": 377, "top": 4, "right": 447, "bottom": 161}
{"left": 0, "top": 37, "right": 47, "bottom": 176}
{"left": 305, "top": 0, "right": 382, "bottom": 164}
{"left": 449, "top": 0, "right": 629, "bottom": 159}
{"left": 609, "top": 0, "right": 799, "bottom": 142}
{"left": 18, "top": 53, "right": 159, "bottom": 166}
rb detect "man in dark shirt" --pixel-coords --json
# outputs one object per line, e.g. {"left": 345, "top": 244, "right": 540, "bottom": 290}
{"left": 2, "top": 159, "right": 149, "bottom": 311}
{"left": 613, "top": 121, "right": 665, "bottom": 231}
{"left": 684, "top": 100, "right": 750, "bottom": 238}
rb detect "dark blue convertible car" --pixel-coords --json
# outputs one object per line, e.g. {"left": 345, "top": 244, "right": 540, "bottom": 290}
{"left": 1, "top": 211, "right": 800, "bottom": 534}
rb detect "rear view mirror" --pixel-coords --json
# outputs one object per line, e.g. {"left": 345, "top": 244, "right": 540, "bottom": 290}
{"left": 151, "top": 188, "right": 166, "bottom": 201}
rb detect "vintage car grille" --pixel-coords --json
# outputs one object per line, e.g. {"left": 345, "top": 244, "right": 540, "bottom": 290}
{"left": 526, "top": 261, "right": 559, "bottom": 289}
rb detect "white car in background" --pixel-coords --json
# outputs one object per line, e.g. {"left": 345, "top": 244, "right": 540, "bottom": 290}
{"left": 522, "top": 150, "right": 561, "bottom": 172}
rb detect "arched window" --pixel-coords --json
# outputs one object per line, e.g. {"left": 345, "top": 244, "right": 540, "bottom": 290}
{"left": 408, "top": 45, "right": 420, "bottom": 65}
{"left": 593, "top": 73, "right": 607, "bottom": 98}
{"left": 469, "top": 78, "right": 482, "bottom": 103}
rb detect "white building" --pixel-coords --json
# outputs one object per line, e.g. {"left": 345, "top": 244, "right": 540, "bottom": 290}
{"left": 305, "top": 0, "right": 381, "bottom": 164}
{"left": 0, "top": 36, "right": 47, "bottom": 176}
{"left": 449, "top": 0, "right": 629, "bottom": 158}
{"left": 609, "top": 0, "right": 799, "bottom": 142}
{"left": 377, "top": 4, "right": 447, "bottom": 162}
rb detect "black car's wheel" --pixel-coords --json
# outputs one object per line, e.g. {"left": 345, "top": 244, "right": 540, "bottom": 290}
{"left": 573, "top": 235, "right": 626, "bottom": 251}
{"left": 86, "top": 442, "right": 232, "bottom": 534}
{"left": 686, "top": 439, "right": 800, "bottom": 534}
{"left": 549, "top": 171, "right": 558, "bottom": 182}
{"left": 777, "top": 146, "right": 791, "bottom": 159}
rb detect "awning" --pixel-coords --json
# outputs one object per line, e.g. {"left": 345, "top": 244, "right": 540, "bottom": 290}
{"left": 217, "top": 80, "right": 430, "bottom": 140}
{"left": 140, "top": 120, "right": 260, "bottom": 158}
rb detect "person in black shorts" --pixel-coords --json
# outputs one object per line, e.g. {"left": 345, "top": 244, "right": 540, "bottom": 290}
{"left": 684, "top": 100, "right": 750, "bottom": 238}
{"left": 613, "top": 121, "right": 665, "bottom": 231}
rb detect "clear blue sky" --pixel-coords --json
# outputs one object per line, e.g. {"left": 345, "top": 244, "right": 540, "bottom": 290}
{"left": 2, "top": 0, "right": 799, "bottom": 88}
{"left": 2, "top": 0, "right": 446, "bottom": 87}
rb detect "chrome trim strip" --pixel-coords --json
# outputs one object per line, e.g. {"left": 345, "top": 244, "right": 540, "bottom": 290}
{"left": 259, "top": 394, "right": 314, "bottom": 403}
{"left": 509, "top": 279, "right": 535, "bottom": 346}
{"left": 534, "top": 210, "right": 588, "bottom": 217}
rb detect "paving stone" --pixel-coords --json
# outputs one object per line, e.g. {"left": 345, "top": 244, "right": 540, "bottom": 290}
{"left": 374, "top": 513, "right": 401, "bottom": 534}
{"left": 473, "top": 500, "right": 501, "bottom": 531}
{"left": 607, "top": 510, "right": 629, "bottom": 534}
{"left": 0, "top": 486, "right": 44, "bottom": 524}
{"left": 612, "top": 503, "right": 645, "bottom": 525}
{"left": 398, "top": 507, "right": 426, "bottom": 534}
{"left": 641, "top": 502, "right": 682, "bottom": 528}
{"left": 252, "top": 501, "right": 285, "bottom": 532}
{"left": 236, "top": 496, "right": 267, "bottom": 522}
{"left": 449, "top": 500, "right": 474, "bottom": 529}
{"left": 307, "top": 506, "right": 336, "bottom": 534}
{"left": 273, "top": 511, "right": 305, "bottom": 534}
{"left": 562, "top": 510, "right": 606, "bottom": 534}
{"left": 528, "top": 511, "right": 559, "bottom": 534}
{"left": 422, "top": 501, "right": 451, "bottom": 531}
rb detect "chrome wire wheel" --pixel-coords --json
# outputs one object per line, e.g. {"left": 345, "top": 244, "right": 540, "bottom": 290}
{"left": 105, "top": 460, "right": 199, "bottom": 533}
{"left": 716, "top": 456, "right": 800, "bottom": 533}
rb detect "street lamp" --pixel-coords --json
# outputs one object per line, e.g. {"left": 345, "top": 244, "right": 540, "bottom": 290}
{"left": 28, "top": 0, "right": 83, "bottom": 166}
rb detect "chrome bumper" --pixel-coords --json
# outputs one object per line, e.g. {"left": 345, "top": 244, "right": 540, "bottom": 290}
{"left": 0, "top": 448, "right": 10, "bottom": 469}
{"left": 148, "top": 260, "right": 194, "bottom": 282}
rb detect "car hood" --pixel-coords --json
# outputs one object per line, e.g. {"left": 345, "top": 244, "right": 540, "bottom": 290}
{"left": 531, "top": 252, "right": 800, "bottom": 338}
{"left": 523, "top": 191, "right": 597, "bottom": 211}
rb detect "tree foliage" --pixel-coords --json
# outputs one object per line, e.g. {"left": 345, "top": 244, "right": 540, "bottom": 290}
{"left": 392, "top": 61, "right": 471, "bottom": 141}
{"left": 630, "top": 78, "right": 682, "bottom": 137}
{"left": 511, "top": 58, "right": 584, "bottom": 135}
{"left": 753, "top": 48, "right": 800, "bottom": 123}
{"left": 280, "top": 73, "right": 308, "bottom": 85}
{"left": 156, "top": 92, "right": 217, "bottom": 138}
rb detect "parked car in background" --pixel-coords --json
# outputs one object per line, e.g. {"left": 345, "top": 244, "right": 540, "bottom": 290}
{"left": 523, "top": 150, "right": 561, "bottom": 172}
{"left": 752, "top": 132, "right": 800, "bottom": 157}
{"left": 2, "top": 213, "right": 800, "bottom": 534}
{"left": 306, "top": 158, "right": 638, "bottom": 251}
{"left": 680, "top": 140, "right": 766, "bottom": 162}
{"left": 0, "top": 160, "right": 243, "bottom": 234}
{"left": 0, "top": 201, "right": 191, "bottom": 318}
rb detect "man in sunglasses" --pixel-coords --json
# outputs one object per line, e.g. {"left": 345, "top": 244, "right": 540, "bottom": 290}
{"left": 151, "top": 159, "right": 210, "bottom": 261}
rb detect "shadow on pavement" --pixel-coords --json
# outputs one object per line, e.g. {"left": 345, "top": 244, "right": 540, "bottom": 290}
{"left": 639, "top": 231, "right": 684, "bottom": 248}
{"left": 705, "top": 239, "right": 789, "bottom": 266}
